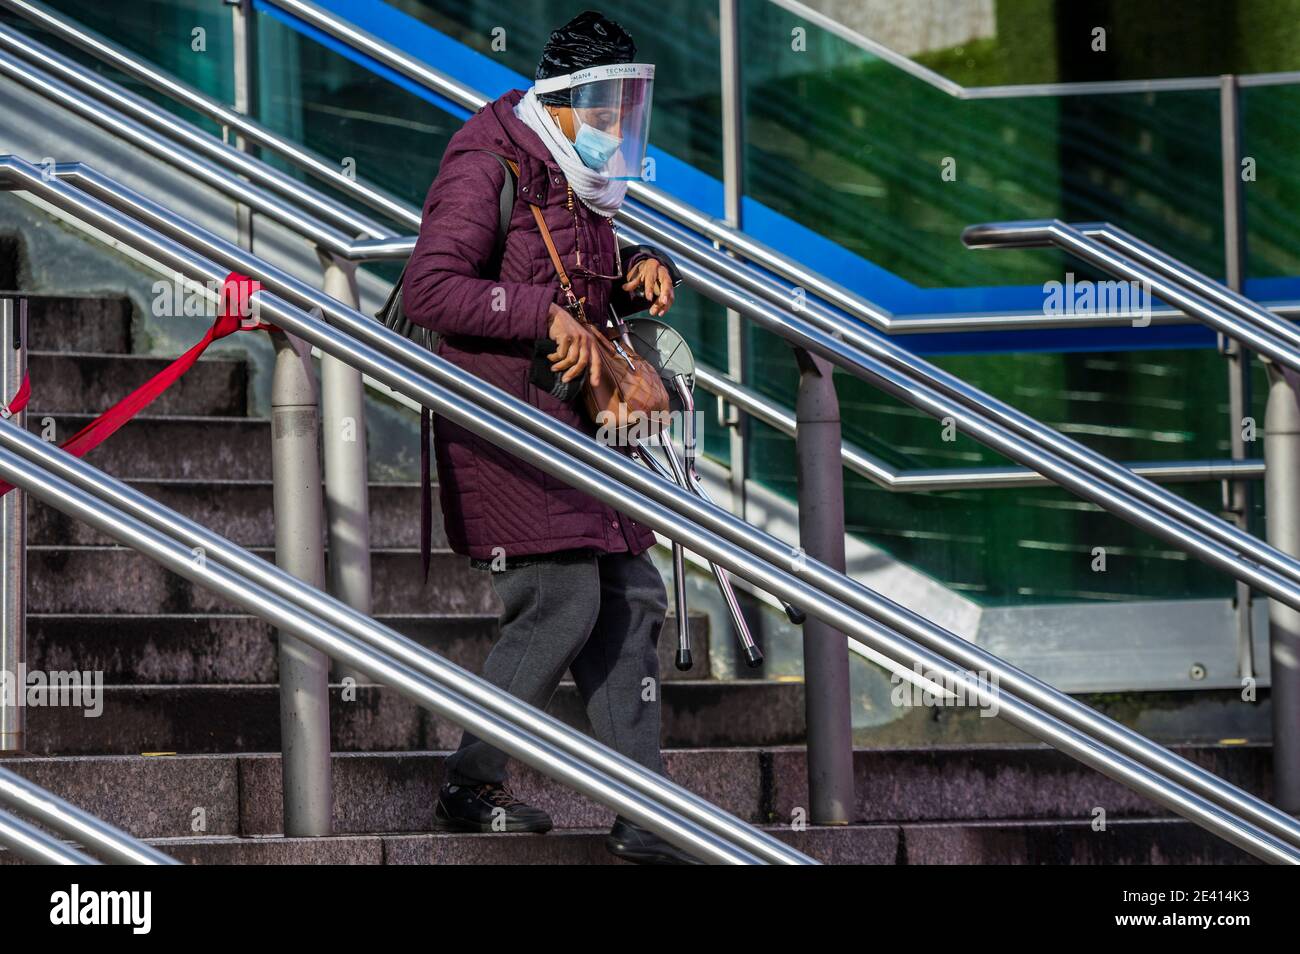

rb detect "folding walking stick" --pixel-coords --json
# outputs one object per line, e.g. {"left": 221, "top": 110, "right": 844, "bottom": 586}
{"left": 623, "top": 319, "right": 805, "bottom": 671}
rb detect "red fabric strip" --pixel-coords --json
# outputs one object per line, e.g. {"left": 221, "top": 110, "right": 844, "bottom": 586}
{"left": 2, "top": 370, "right": 31, "bottom": 419}
{"left": 0, "top": 273, "right": 271, "bottom": 495}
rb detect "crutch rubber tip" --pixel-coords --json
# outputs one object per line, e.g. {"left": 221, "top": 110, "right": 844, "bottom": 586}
{"left": 743, "top": 645, "right": 764, "bottom": 668}
{"left": 784, "top": 604, "right": 806, "bottom": 625}
{"left": 675, "top": 649, "right": 693, "bottom": 671}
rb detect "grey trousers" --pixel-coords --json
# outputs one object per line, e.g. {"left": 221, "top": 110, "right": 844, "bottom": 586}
{"left": 443, "top": 548, "right": 669, "bottom": 786}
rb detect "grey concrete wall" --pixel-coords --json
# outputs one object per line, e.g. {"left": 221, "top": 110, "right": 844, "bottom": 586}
{"left": 798, "top": 0, "right": 996, "bottom": 56}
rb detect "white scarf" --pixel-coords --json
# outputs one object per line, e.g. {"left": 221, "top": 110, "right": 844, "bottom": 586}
{"left": 514, "top": 88, "right": 628, "bottom": 219}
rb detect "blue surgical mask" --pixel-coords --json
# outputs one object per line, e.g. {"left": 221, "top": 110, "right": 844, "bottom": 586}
{"left": 573, "top": 124, "right": 622, "bottom": 170}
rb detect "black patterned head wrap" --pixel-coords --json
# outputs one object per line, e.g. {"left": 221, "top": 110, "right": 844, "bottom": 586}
{"left": 535, "top": 11, "right": 637, "bottom": 106}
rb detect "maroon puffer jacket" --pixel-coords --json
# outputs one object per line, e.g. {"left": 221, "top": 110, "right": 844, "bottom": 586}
{"left": 402, "top": 89, "right": 658, "bottom": 561}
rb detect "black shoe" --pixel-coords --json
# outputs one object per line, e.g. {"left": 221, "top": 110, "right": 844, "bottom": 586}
{"left": 433, "top": 781, "right": 553, "bottom": 833}
{"left": 605, "top": 816, "right": 704, "bottom": 865}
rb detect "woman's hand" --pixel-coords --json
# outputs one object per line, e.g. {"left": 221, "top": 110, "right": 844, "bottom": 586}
{"left": 546, "top": 303, "right": 603, "bottom": 386}
{"left": 622, "top": 258, "right": 675, "bottom": 317}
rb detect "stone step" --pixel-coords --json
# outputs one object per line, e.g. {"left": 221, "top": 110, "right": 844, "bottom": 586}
{"left": 143, "top": 825, "right": 901, "bottom": 864}
{"left": 23, "top": 297, "right": 131, "bottom": 354}
{"left": 28, "top": 480, "right": 427, "bottom": 548}
{"left": 25, "top": 611, "right": 709, "bottom": 684}
{"left": 893, "top": 817, "right": 1260, "bottom": 864}
{"left": 0, "top": 819, "right": 1255, "bottom": 865}
{"left": 771, "top": 743, "right": 1274, "bottom": 827}
{"left": 21, "top": 680, "right": 806, "bottom": 755}
{"left": 23, "top": 613, "right": 481, "bottom": 685}
{"left": 0, "top": 824, "right": 896, "bottom": 865}
{"left": 25, "top": 546, "right": 495, "bottom": 615}
{"left": 0, "top": 744, "right": 1266, "bottom": 838}
{"left": 27, "top": 351, "right": 248, "bottom": 417}
{"left": 0, "top": 749, "right": 754, "bottom": 837}
{"left": 24, "top": 546, "right": 713, "bottom": 631}
{"left": 24, "top": 414, "right": 270, "bottom": 481}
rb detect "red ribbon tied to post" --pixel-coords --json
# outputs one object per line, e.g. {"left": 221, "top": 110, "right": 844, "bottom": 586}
{"left": 0, "top": 272, "right": 273, "bottom": 495}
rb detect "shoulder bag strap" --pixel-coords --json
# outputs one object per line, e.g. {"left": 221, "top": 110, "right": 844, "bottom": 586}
{"left": 526, "top": 199, "right": 584, "bottom": 317}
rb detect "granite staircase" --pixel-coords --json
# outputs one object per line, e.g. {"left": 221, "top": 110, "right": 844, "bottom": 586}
{"left": 0, "top": 294, "right": 1267, "bottom": 864}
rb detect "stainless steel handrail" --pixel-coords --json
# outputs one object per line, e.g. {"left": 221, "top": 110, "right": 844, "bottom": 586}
{"left": 250, "top": 0, "right": 1300, "bottom": 335}
{"left": 0, "top": 17, "right": 400, "bottom": 241}
{"left": 631, "top": 216, "right": 1300, "bottom": 603}
{"left": 14, "top": 0, "right": 1300, "bottom": 335}
{"left": 14, "top": 156, "right": 1300, "bottom": 861}
{"left": 0, "top": 34, "right": 403, "bottom": 259}
{"left": 0, "top": 30, "right": 1256, "bottom": 500}
{"left": 0, "top": 0, "right": 411, "bottom": 233}
{"left": 0, "top": 422, "right": 803, "bottom": 866}
{"left": 0, "top": 174, "right": 807, "bottom": 863}
{"left": 57, "top": 146, "right": 1300, "bottom": 615}
{"left": 259, "top": 0, "right": 1300, "bottom": 329}
{"left": 965, "top": 220, "right": 1300, "bottom": 376}
{"left": 694, "top": 363, "right": 1265, "bottom": 491}
{"left": 0, "top": 764, "right": 178, "bottom": 864}
{"left": 0, "top": 441, "right": 801, "bottom": 866}
{"left": 0, "top": 0, "right": 418, "bottom": 231}
{"left": 968, "top": 219, "right": 1300, "bottom": 363}
{"left": 191, "top": 0, "right": 1300, "bottom": 602}
{"left": 4, "top": 11, "right": 1300, "bottom": 631}
{"left": 644, "top": 195, "right": 1300, "bottom": 576}
{"left": 0, "top": 807, "right": 95, "bottom": 864}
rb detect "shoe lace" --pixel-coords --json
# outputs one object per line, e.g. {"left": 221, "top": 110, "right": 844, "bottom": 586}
{"left": 475, "top": 783, "right": 522, "bottom": 809}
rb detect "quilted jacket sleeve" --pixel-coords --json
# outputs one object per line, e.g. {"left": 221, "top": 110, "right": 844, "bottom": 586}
{"left": 402, "top": 150, "right": 556, "bottom": 340}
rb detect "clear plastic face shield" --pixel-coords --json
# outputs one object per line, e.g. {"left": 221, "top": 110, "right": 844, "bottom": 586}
{"left": 535, "top": 63, "right": 654, "bottom": 180}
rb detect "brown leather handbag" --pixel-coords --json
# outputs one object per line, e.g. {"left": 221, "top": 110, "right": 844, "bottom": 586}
{"left": 527, "top": 199, "right": 670, "bottom": 435}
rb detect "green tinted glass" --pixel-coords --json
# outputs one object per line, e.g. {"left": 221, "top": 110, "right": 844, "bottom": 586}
{"left": 385, "top": 0, "right": 724, "bottom": 179}
{"left": 10, "top": 0, "right": 1281, "bottom": 608}
{"left": 864, "top": 0, "right": 1300, "bottom": 86}
{"left": 739, "top": 3, "right": 1226, "bottom": 288}
{"left": 251, "top": 6, "right": 734, "bottom": 462}
{"left": 12, "top": 0, "right": 234, "bottom": 136}
{"left": 1242, "top": 83, "right": 1300, "bottom": 279}
{"left": 749, "top": 334, "right": 1266, "bottom": 605}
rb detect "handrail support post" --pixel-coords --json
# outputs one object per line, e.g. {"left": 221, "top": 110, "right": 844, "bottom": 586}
{"left": 1265, "top": 365, "right": 1300, "bottom": 811}
{"left": 318, "top": 249, "right": 372, "bottom": 684}
{"left": 1220, "top": 72, "right": 1256, "bottom": 680}
{"left": 793, "top": 347, "right": 854, "bottom": 824}
{"left": 227, "top": 0, "right": 256, "bottom": 249}
{"left": 718, "top": 0, "right": 748, "bottom": 523}
{"left": 270, "top": 328, "right": 333, "bottom": 835}
{"left": 0, "top": 296, "right": 25, "bottom": 754}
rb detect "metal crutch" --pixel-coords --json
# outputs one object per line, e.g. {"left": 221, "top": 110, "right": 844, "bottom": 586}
{"left": 664, "top": 396, "right": 766, "bottom": 668}
{"left": 668, "top": 370, "right": 805, "bottom": 644}
{"left": 622, "top": 319, "right": 803, "bottom": 670}
{"left": 628, "top": 426, "right": 764, "bottom": 667}
{"left": 604, "top": 312, "right": 697, "bottom": 670}
{"left": 629, "top": 438, "right": 695, "bottom": 670}
{"left": 670, "top": 371, "right": 805, "bottom": 628}
{"left": 615, "top": 315, "right": 712, "bottom": 670}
